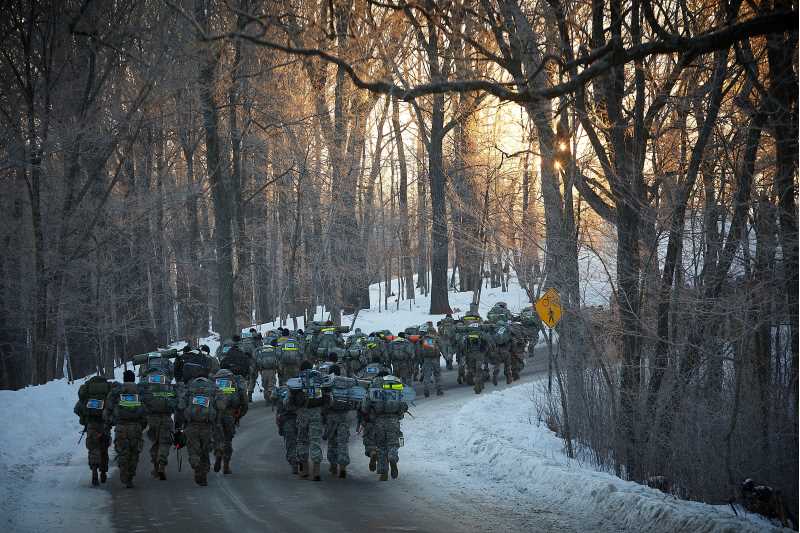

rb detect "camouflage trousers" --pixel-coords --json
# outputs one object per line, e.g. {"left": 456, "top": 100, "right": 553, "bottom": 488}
{"left": 362, "top": 418, "right": 376, "bottom": 457}
{"left": 325, "top": 410, "right": 351, "bottom": 467}
{"left": 297, "top": 407, "right": 323, "bottom": 464}
{"left": 185, "top": 422, "right": 214, "bottom": 474}
{"left": 146, "top": 414, "right": 173, "bottom": 467}
{"left": 214, "top": 412, "right": 237, "bottom": 461}
{"left": 439, "top": 339, "right": 454, "bottom": 368}
{"left": 422, "top": 357, "right": 442, "bottom": 395}
{"left": 490, "top": 349, "right": 513, "bottom": 384}
{"left": 392, "top": 360, "right": 414, "bottom": 385}
{"left": 247, "top": 372, "right": 257, "bottom": 401}
{"left": 373, "top": 415, "right": 401, "bottom": 475}
{"left": 260, "top": 370, "right": 276, "bottom": 398}
{"left": 114, "top": 421, "right": 144, "bottom": 481}
{"left": 278, "top": 364, "right": 299, "bottom": 385}
{"left": 277, "top": 413, "right": 298, "bottom": 465}
{"left": 85, "top": 419, "right": 110, "bottom": 472}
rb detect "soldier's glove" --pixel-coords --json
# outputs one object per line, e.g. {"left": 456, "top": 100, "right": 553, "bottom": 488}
{"left": 173, "top": 430, "right": 188, "bottom": 449}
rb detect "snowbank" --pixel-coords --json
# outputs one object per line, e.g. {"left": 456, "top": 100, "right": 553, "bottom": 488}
{"left": 405, "top": 379, "right": 787, "bottom": 533}
{"left": 0, "top": 367, "right": 126, "bottom": 532}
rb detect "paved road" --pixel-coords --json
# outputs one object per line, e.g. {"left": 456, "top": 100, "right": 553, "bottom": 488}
{"left": 109, "top": 348, "right": 551, "bottom": 533}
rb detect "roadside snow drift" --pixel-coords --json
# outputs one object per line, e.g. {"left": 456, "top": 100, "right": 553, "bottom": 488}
{"left": 404, "top": 380, "right": 787, "bottom": 533}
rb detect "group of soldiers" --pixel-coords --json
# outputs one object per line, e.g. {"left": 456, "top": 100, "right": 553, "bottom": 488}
{"left": 72, "top": 301, "right": 541, "bottom": 488}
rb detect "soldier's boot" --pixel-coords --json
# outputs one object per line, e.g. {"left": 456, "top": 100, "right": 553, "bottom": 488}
{"left": 100, "top": 470, "right": 107, "bottom": 483}
{"left": 291, "top": 462, "right": 299, "bottom": 475}
{"left": 436, "top": 389, "right": 444, "bottom": 396}
{"left": 456, "top": 373, "right": 462, "bottom": 384}
{"left": 390, "top": 460, "right": 399, "bottom": 479}
{"left": 329, "top": 463, "right": 338, "bottom": 475}
{"left": 312, "top": 462, "right": 321, "bottom": 481}
{"left": 338, "top": 465, "right": 346, "bottom": 479}
{"left": 379, "top": 471, "right": 389, "bottom": 481}
{"left": 424, "top": 389, "right": 430, "bottom": 398}
{"left": 446, "top": 359, "right": 454, "bottom": 371}
{"left": 299, "top": 460, "right": 309, "bottom": 478}
{"left": 125, "top": 473, "right": 135, "bottom": 489}
{"left": 369, "top": 451, "right": 378, "bottom": 472}
{"left": 158, "top": 462, "right": 167, "bottom": 480}
{"left": 223, "top": 459, "right": 232, "bottom": 475}
{"left": 91, "top": 467, "right": 99, "bottom": 486}
{"left": 213, "top": 455, "right": 222, "bottom": 473}
{"left": 492, "top": 368, "right": 499, "bottom": 386}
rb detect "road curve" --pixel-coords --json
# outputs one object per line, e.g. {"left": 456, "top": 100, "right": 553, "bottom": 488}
{"left": 109, "top": 348, "right": 552, "bottom": 533}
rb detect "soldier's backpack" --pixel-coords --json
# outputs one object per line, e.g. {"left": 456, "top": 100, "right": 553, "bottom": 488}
{"left": 389, "top": 339, "right": 413, "bottom": 361}
{"left": 463, "top": 326, "right": 486, "bottom": 351}
{"left": 181, "top": 351, "right": 212, "bottom": 383}
{"left": 286, "top": 369, "right": 329, "bottom": 403}
{"left": 325, "top": 375, "right": 364, "bottom": 410}
{"left": 113, "top": 382, "right": 147, "bottom": 422}
{"left": 77, "top": 376, "right": 112, "bottom": 423}
{"left": 214, "top": 373, "right": 243, "bottom": 410}
{"left": 238, "top": 331, "right": 258, "bottom": 356}
{"left": 220, "top": 345, "right": 251, "bottom": 377}
{"left": 141, "top": 372, "right": 176, "bottom": 414}
{"left": 366, "top": 375, "right": 413, "bottom": 414}
{"left": 134, "top": 352, "right": 174, "bottom": 379}
{"left": 493, "top": 324, "right": 512, "bottom": 346}
{"left": 184, "top": 378, "right": 217, "bottom": 423}
{"left": 255, "top": 345, "right": 279, "bottom": 370}
{"left": 278, "top": 338, "right": 303, "bottom": 365}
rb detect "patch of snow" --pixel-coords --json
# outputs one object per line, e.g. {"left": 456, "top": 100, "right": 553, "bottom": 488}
{"left": 404, "top": 378, "right": 789, "bottom": 533}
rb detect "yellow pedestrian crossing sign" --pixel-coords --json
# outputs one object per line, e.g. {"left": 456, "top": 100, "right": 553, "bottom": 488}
{"left": 535, "top": 288, "right": 562, "bottom": 328}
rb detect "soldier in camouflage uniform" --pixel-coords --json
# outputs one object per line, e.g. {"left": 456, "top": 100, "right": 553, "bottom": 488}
{"left": 211, "top": 368, "right": 248, "bottom": 474}
{"left": 295, "top": 361, "right": 326, "bottom": 481}
{"left": 74, "top": 375, "right": 113, "bottom": 486}
{"left": 323, "top": 365, "right": 353, "bottom": 478}
{"left": 272, "top": 384, "right": 303, "bottom": 474}
{"left": 176, "top": 375, "right": 219, "bottom": 486}
{"left": 361, "top": 373, "right": 408, "bottom": 481}
{"left": 419, "top": 332, "right": 443, "bottom": 397}
{"left": 388, "top": 333, "right": 415, "bottom": 385}
{"left": 140, "top": 367, "right": 177, "bottom": 480}
{"left": 104, "top": 370, "right": 147, "bottom": 488}
{"left": 459, "top": 323, "right": 495, "bottom": 394}
{"left": 436, "top": 314, "right": 456, "bottom": 370}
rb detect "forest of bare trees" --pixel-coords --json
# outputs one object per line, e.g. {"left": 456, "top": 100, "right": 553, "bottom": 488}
{"left": 0, "top": 0, "right": 796, "bottom": 517}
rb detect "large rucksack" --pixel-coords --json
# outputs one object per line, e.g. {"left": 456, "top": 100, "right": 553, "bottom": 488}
{"left": 184, "top": 378, "right": 217, "bottom": 423}
{"left": 213, "top": 372, "right": 244, "bottom": 411}
{"left": 419, "top": 335, "right": 438, "bottom": 358}
{"left": 255, "top": 345, "right": 279, "bottom": 370}
{"left": 492, "top": 324, "right": 511, "bottom": 346}
{"left": 140, "top": 372, "right": 176, "bottom": 414}
{"left": 180, "top": 352, "right": 212, "bottom": 383}
{"left": 389, "top": 339, "right": 413, "bottom": 361}
{"left": 325, "top": 375, "right": 364, "bottom": 411}
{"left": 220, "top": 345, "right": 251, "bottom": 377}
{"left": 76, "top": 376, "right": 112, "bottom": 423}
{"left": 134, "top": 352, "right": 174, "bottom": 379}
{"left": 112, "top": 382, "right": 147, "bottom": 422}
{"left": 278, "top": 338, "right": 303, "bottom": 365}
{"left": 366, "top": 375, "right": 412, "bottom": 414}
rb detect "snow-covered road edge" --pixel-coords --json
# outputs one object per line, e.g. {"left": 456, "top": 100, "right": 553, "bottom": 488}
{"left": 406, "top": 379, "right": 786, "bottom": 533}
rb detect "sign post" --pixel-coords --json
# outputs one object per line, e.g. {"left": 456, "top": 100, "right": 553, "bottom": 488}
{"left": 535, "top": 288, "right": 562, "bottom": 393}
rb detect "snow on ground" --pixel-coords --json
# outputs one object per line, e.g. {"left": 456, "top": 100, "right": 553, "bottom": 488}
{"left": 0, "top": 366, "right": 127, "bottom": 533}
{"left": 404, "top": 377, "right": 789, "bottom": 533}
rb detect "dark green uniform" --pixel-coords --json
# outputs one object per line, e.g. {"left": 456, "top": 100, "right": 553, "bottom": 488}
{"left": 105, "top": 382, "right": 147, "bottom": 487}
{"left": 74, "top": 376, "right": 112, "bottom": 485}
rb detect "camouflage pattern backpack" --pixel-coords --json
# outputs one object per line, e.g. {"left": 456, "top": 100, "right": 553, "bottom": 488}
{"left": 140, "top": 371, "right": 177, "bottom": 415}
{"left": 278, "top": 337, "right": 303, "bottom": 365}
{"left": 182, "top": 377, "right": 217, "bottom": 424}
{"left": 213, "top": 370, "right": 245, "bottom": 411}
{"left": 110, "top": 382, "right": 147, "bottom": 422}
{"left": 75, "top": 376, "right": 112, "bottom": 424}
{"left": 365, "top": 375, "right": 412, "bottom": 415}
{"left": 255, "top": 345, "right": 279, "bottom": 370}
